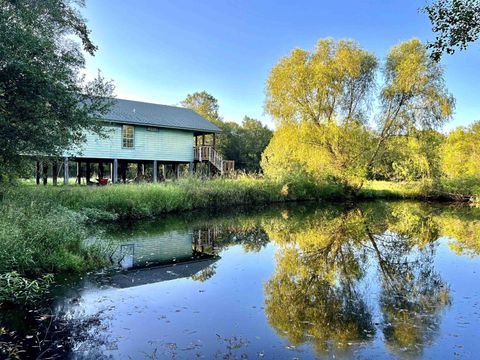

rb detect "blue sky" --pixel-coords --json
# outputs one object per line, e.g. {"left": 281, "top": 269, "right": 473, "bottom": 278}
{"left": 82, "top": 0, "right": 480, "bottom": 130}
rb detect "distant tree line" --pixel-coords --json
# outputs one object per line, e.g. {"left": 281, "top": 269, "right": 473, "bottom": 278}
{"left": 181, "top": 91, "right": 272, "bottom": 172}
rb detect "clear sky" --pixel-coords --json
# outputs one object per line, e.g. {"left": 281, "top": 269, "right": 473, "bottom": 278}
{"left": 82, "top": 0, "right": 480, "bottom": 130}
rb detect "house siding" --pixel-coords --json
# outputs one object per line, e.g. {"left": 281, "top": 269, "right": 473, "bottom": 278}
{"left": 111, "top": 230, "right": 195, "bottom": 269}
{"left": 66, "top": 124, "right": 194, "bottom": 162}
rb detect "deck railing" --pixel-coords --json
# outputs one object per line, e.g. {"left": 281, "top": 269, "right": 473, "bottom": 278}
{"left": 193, "top": 145, "right": 235, "bottom": 174}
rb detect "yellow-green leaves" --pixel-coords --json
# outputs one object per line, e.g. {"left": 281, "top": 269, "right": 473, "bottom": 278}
{"left": 381, "top": 39, "right": 454, "bottom": 131}
{"left": 442, "top": 122, "right": 480, "bottom": 178}
{"left": 263, "top": 38, "right": 456, "bottom": 189}
{"left": 265, "top": 39, "right": 377, "bottom": 125}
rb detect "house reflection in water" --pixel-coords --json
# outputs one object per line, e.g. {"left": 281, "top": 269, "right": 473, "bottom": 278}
{"left": 108, "top": 227, "right": 219, "bottom": 288}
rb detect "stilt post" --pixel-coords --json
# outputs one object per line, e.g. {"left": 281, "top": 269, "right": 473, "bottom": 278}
{"left": 42, "top": 162, "right": 48, "bottom": 185}
{"left": 52, "top": 161, "right": 58, "bottom": 186}
{"left": 121, "top": 161, "right": 127, "bottom": 183}
{"left": 98, "top": 161, "right": 104, "bottom": 178}
{"left": 76, "top": 161, "right": 82, "bottom": 184}
{"left": 63, "top": 157, "right": 69, "bottom": 185}
{"left": 153, "top": 160, "right": 158, "bottom": 182}
{"left": 36, "top": 161, "right": 41, "bottom": 185}
{"left": 113, "top": 159, "right": 118, "bottom": 183}
{"left": 86, "top": 161, "right": 91, "bottom": 184}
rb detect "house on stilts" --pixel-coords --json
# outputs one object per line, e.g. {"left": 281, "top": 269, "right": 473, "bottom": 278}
{"left": 35, "top": 98, "right": 234, "bottom": 185}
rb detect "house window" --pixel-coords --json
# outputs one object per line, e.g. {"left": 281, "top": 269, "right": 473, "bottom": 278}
{"left": 122, "top": 125, "right": 134, "bottom": 148}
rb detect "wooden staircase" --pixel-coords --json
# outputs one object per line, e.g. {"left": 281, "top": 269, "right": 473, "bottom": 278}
{"left": 194, "top": 146, "right": 235, "bottom": 175}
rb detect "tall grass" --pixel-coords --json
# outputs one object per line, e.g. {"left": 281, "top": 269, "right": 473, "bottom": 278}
{"left": 0, "top": 204, "right": 106, "bottom": 276}
{"left": 5, "top": 175, "right": 346, "bottom": 221}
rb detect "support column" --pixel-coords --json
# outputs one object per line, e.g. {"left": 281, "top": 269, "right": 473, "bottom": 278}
{"left": 153, "top": 160, "right": 158, "bottom": 182}
{"left": 189, "top": 162, "right": 194, "bottom": 175}
{"left": 161, "top": 164, "right": 166, "bottom": 180}
{"left": 63, "top": 158, "right": 69, "bottom": 185}
{"left": 52, "top": 161, "right": 58, "bottom": 186}
{"left": 42, "top": 162, "right": 48, "bottom": 185}
{"left": 36, "top": 161, "right": 41, "bottom": 185}
{"left": 86, "top": 161, "right": 91, "bottom": 184}
{"left": 137, "top": 162, "right": 142, "bottom": 177}
{"left": 121, "top": 161, "right": 127, "bottom": 183}
{"left": 113, "top": 159, "right": 118, "bottom": 183}
{"left": 98, "top": 161, "right": 104, "bottom": 178}
{"left": 76, "top": 161, "right": 82, "bottom": 184}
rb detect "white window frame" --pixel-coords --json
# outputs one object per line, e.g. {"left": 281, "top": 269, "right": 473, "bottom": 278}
{"left": 122, "top": 125, "right": 135, "bottom": 149}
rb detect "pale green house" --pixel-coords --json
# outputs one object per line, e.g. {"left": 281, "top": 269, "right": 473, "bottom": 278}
{"left": 55, "top": 98, "right": 234, "bottom": 184}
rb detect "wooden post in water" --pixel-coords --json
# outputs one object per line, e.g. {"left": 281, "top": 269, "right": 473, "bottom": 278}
{"left": 52, "top": 160, "right": 58, "bottom": 186}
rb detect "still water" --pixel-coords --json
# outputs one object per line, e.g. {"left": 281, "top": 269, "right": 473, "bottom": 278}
{"left": 4, "top": 201, "right": 480, "bottom": 359}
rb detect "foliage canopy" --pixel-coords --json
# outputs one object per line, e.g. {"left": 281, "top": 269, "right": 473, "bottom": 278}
{"left": 0, "top": 0, "right": 114, "bottom": 178}
{"left": 262, "top": 38, "right": 454, "bottom": 189}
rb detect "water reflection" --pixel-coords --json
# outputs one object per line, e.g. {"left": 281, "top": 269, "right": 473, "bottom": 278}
{"left": 262, "top": 203, "right": 456, "bottom": 357}
{"left": 2, "top": 201, "right": 480, "bottom": 359}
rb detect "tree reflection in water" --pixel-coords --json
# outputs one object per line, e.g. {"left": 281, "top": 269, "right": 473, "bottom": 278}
{"left": 262, "top": 202, "right": 458, "bottom": 357}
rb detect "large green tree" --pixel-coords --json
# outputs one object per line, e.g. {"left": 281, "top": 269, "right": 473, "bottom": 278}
{"left": 0, "top": 0, "right": 114, "bottom": 178}
{"left": 180, "top": 91, "right": 222, "bottom": 126}
{"left": 182, "top": 91, "right": 271, "bottom": 172}
{"left": 264, "top": 39, "right": 378, "bottom": 187}
{"left": 263, "top": 38, "right": 454, "bottom": 188}
{"left": 367, "top": 39, "right": 454, "bottom": 175}
{"left": 423, "top": 0, "right": 480, "bottom": 61}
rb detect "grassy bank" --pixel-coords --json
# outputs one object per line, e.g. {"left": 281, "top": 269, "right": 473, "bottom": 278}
{"left": 361, "top": 179, "right": 480, "bottom": 202}
{"left": 0, "top": 175, "right": 342, "bottom": 304}
{"left": 0, "top": 175, "right": 478, "bottom": 304}
{"left": 8, "top": 176, "right": 345, "bottom": 222}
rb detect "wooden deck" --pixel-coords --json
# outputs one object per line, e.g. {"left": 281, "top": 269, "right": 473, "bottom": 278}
{"left": 193, "top": 145, "right": 235, "bottom": 175}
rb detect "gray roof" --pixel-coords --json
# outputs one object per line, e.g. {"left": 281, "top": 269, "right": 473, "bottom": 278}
{"left": 101, "top": 98, "right": 221, "bottom": 133}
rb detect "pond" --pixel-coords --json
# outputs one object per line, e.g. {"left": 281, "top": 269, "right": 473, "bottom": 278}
{"left": 2, "top": 200, "right": 480, "bottom": 359}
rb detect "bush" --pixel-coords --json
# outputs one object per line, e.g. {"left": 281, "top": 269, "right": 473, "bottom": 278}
{"left": 0, "top": 272, "right": 53, "bottom": 305}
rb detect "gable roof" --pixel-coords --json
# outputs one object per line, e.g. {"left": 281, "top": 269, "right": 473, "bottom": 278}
{"left": 101, "top": 98, "right": 221, "bottom": 133}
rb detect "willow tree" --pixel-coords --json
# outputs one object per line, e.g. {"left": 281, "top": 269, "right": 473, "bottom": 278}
{"left": 263, "top": 39, "right": 378, "bottom": 187}
{"left": 367, "top": 39, "right": 455, "bottom": 177}
{"left": 263, "top": 38, "right": 454, "bottom": 189}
